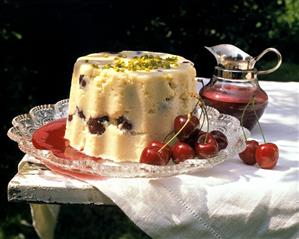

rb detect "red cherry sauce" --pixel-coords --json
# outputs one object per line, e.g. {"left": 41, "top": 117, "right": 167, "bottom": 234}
{"left": 32, "top": 118, "right": 103, "bottom": 162}
{"left": 200, "top": 84, "right": 268, "bottom": 130}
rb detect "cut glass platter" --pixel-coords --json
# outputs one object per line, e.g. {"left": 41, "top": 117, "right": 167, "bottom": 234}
{"left": 7, "top": 99, "right": 249, "bottom": 178}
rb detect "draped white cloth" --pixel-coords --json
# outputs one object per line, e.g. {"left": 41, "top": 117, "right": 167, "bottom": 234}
{"left": 23, "top": 81, "right": 299, "bottom": 239}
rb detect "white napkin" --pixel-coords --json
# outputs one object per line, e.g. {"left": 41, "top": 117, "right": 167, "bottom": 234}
{"left": 26, "top": 81, "right": 299, "bottom": 239}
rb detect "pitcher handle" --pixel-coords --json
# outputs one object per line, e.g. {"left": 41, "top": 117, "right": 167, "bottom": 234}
{"left": 254, "top": 48, "right": 282, "bottom": 75}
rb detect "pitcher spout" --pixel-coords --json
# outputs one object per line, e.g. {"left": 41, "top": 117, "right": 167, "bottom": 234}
{"left": 205, "top": 44, "right": 252, "bottom": 70}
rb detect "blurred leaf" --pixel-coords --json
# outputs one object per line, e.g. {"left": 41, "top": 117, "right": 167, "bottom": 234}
{"left": 0, "top": 27, "right": 22, "bottom": 40}
{"left": 11, "top": 31, "right": 22, "bottom": 40}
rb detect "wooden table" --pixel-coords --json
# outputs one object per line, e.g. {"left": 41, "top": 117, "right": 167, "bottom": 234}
{"left": 8, "top": 157, "right": 113, "bottom": 205}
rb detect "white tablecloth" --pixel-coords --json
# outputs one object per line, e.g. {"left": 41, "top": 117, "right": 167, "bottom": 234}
{"left": 26, "top": 81, "right": 299, "bottom": 239}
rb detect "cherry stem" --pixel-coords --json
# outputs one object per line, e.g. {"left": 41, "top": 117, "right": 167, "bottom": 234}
{"left": 191, "top": 93, "right": 205, "bottom": 131}
{"left": 197, "top": 94, "right": 210, "bottom": 143}
{"left": 159, "top": 94, "right": 202, "bottom": 152}
{"left": 198, "top": 109, "right": 204, "bottom": 131}
{"left": 189, "top": 93, "right": 207, "bottom": 133}
{"left": 158, "top": 113, "right": 192, "bottom": 153}
{"left": 240, "top": 98, "right": 252, "bottom": 141}
{"left": 202, "top": 107, "right": 210, "bottom": 143}
{"left": 163, "top": 130, "right": 175, "bottom": 142}
{"left": 191, "top": 95, "right": 202, "bottom": 114}
{"left": 252, "top": 97, "right": 267, "bottom": 143}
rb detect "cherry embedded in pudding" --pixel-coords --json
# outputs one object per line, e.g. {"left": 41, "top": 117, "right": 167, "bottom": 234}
{"left": 68, "top": 114, "right": 73, "bottom": 122}
{"left": 116, "top": 116, "right": 133, "bottom": 130}
{"left": 255, "top": 143, "right": 279, "bottom": 169}
{"left": 79, "top": 75, "right": 87, "bottom": 88}
{"left": 87, "top": 117, "right": 106, "bottom": 135}
{"left": 171, "top": 142, "right": 195, "bottom": 164}
{"left": 76, "top": 107, "right": 86, "bottom": 120}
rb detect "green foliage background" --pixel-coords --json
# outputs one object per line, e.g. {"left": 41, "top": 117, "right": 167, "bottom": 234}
{"left": 1, "top": 0, "right": 299, "bottom": 238}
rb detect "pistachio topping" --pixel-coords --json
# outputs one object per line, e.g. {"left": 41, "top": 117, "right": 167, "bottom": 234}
{"left": 117, "top": 53, "right": 127, "bottom": 58}
{"left": 103, "top": 54, "right": 179, "bottom": 72}
{"left": 102, "top": 53, "right": 110, "bottom": 58}
{"left": 92, "top": 64, "right": 99, "bottom": 69}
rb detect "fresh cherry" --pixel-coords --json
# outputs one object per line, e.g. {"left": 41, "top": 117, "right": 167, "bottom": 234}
{"left": 171, "top": 142, "right": 195, "bottom": 164}
{"left": 139, "top": 146, "right": 170, "bottom": 166}
{"left": 239, "top": 140, "right": 259, "bottom": 165}
{"left": 148, "top": 141, "right": 171, "bottom": 159}
{"left": 174, "top": 115, "right": 199, "bottom": 141}
{"left": 183, "top": 128, "right": 205, "bottom": 147}
{"left": 256, "top": 143, "right": 279, "bottom": 169}
{"left": 238, "top": 96, "right": 280, "bottom": 170}
{"left": 210, "top": 130, "right": 228, "bottom": 150}
{"left": 195, "top": 133, "right": 219, "bottom": 159}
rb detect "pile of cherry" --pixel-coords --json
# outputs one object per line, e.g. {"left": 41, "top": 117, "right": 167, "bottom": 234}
{"left": 139, "top": 113, "right": 228, "bottom": 165}
{"left": 139, "top": 96, "right": 279, "bottom": 169}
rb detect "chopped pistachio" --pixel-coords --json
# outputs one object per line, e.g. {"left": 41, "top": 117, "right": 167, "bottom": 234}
{"left": 102, "top": 54, "right": 179, "bottom": 72}
{"left": 117, "top": 53, "right": 127, "bottom": 58}
{"left": 92, "top": 64, "right": 99, "bottom": 69}
{"left": 103, "top": 64, "right": 112, "bottom": 69}
{"left": 102, "top": 53, "right": 110, "bottom": 58}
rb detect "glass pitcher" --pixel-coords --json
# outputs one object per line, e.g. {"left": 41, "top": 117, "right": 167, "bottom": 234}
{"left": 199, "top": 44, "right": 282, "bottom": 130}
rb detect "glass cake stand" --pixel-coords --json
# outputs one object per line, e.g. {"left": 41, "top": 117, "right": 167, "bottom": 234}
{"left": 7, "top": 99, "right": 249, "bottom": 178}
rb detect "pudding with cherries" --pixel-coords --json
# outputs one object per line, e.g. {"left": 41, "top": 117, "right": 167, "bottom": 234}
{"left": 65, "top": 51, "right": 197, "bottom": 162}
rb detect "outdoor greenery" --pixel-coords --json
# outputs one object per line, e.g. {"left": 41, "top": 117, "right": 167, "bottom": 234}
{"left": 1, "top": 0, "right": 299, "bottom": 238}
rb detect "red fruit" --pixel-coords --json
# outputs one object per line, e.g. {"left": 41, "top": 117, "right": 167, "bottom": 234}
{"left": 239, "top": 140, "right": 259, "bottom": 165}
{"left": 171, "top": 142, "right": 195, "bottom": 164}
{"left": 174, "top": 115, "right": 199, "bottom": 141}
{"left": 195, "top": 133, "right": 219, "bottom": 158}
{"left": 183, "top": 128, "right": 205, "bottom": 147}
{"left": 140, "top": 146, "right": 170, "bottom": 165}
{"left": 210, "top": 130, "right": 228, "bottom": 150}
{"left": 256, "top": 143, "right": 279, "bottom": 169}
{"left": 148, "top": 141, "right": 171, "bottom": 158}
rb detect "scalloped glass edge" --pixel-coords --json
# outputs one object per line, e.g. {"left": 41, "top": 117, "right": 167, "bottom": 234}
{"left": 7, "top": 99, "right": 250, "bottom": 178}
